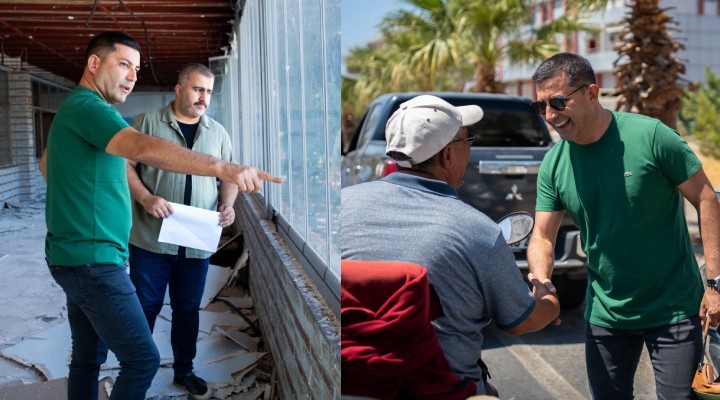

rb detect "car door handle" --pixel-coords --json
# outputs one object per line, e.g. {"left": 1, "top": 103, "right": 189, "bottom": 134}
{"left": 477, "top": 161, "right": 541, "bottom": 175}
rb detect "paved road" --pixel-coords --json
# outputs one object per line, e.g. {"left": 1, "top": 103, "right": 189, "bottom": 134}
{"left": 482, "top": 305, "right": 657, "bottom": 400}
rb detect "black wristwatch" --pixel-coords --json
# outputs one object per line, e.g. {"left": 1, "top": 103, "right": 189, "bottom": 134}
{"left": 708, "top": 275, "right": 720, "bottom": 291}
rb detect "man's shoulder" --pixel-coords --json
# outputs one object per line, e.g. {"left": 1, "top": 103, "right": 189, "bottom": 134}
{"left": 134, "top": 105, "right": 166, "bottom": 121}
{"left": 200, "top": 114, "right": 228, "bottom": 134}
{"left": 612, "top": 110, "right": 662, "bottom": 130}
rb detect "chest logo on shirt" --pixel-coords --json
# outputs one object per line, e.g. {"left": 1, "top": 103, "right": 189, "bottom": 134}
{"left": 624, "top": 171, "right": 633, "bottom": 177}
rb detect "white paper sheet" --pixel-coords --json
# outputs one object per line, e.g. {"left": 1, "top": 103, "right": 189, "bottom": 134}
{"left": 158, "top": 202, "right": 222, "bottom": 252}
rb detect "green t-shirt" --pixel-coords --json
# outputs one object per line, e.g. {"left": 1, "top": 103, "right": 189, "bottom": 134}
{"left": 536, "top": 110, "right": 703, "bottom": 329}
{"left": 45, "top": 86, "right": 131, "bottom": 266}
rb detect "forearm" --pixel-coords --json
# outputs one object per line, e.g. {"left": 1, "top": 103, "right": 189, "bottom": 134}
{"left": 125, "top": 161, "right": 153, "bottom": 204}
{"left": 699, "top": 189, "right": 720, "bottom": 279}
{"left": 527, "top": 236, "right": 555, "bottom": 280}
{"left": 107, "top": 127, "right": 283, "bottom": 192}
{"left": 38, "top": 149, "right": 47, "bottom": 181}
{"left": 134, "top": 137, "right": 224, "bottom": 177}
{"left": 219, "top": 182, "right": 239, "bottom": 208}
{"left": 108, "top": 128, "right": 225, "bottom": 178}
{"left": 507, "top": 293, "right": 560, "bottom": 334}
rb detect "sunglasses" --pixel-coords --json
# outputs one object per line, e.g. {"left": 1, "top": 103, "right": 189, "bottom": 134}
{"left": 530, "top": 84, "right": 588, "bottom": 115}
{"left": 449, "top": 135, "right": 475, "bottom": 146}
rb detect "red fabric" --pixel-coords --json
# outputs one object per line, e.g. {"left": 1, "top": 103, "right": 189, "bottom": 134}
{"left": 341, "top": 260, "right": 477, "bottom": 400}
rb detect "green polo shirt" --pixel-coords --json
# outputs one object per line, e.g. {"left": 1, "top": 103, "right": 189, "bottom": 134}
{"left": 45, "top": 86, "right": 131, "bottom": 266}
{"left": 129, "top": 102, "right": 235, "bottom": 259}
{"left": 536, "top": 111, "right": 703, "bottom": 329}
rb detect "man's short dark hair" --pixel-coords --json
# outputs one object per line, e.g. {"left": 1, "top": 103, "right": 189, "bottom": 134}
{"left": 85, "top": 31, "right": 141, "bottom": 60}
{"left": 177, "top": 63, "right": 214, "bottom": 86}
{"left": 532, "top": 52, "right": 596, "bottom": 87}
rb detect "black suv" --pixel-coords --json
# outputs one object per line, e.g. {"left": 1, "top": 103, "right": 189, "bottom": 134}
{"left": 342, "top": 92, "right": 587, "bottom": 307}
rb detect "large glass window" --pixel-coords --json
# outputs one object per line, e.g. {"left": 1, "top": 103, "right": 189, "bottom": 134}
{"left": 233, "top": 0, "right": 340, "bottom": 287}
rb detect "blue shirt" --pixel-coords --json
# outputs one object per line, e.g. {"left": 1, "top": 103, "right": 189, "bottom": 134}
{"left": 341, "top": 172, "right": 535, "bottom": 394}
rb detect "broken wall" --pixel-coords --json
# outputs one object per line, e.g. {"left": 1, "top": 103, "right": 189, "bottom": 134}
{"left": 235, "top": 193, "right": 340, "bottom": 400}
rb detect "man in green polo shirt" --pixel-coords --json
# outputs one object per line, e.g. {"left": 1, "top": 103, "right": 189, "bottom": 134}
{"left": 38, "top": 32, "right": 282, "bottom": 400}
{"left": 527, "top": 52, "right": 720, "bottom": 400}
{"left": 125, "top": 63, "right": 236, "bottom": 400}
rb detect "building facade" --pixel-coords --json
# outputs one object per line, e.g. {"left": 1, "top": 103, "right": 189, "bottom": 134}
{"left": 502, "top": 0, "right": 720, "bottom": 105}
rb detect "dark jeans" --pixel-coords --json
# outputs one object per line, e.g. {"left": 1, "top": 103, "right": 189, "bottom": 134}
{"left": 585, "top": 315, "right": 702, "bottom": 400}
{"left": 48, "top": 262, "right": 160, "bottom": 400}
{"left": 128, "top": 245, "right": 209, "bottom": 378}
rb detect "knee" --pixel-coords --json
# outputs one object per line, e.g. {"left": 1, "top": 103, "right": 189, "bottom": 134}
{"left": 122, "top": 343, "right": 161, "bottom": 376}
{"left": 147, "top": 345, "right": 161, "bottom": 372}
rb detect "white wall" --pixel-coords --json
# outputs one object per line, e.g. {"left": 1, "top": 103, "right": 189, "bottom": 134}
{"left": 113, "top": 91, "right": 173, "bottom": 120}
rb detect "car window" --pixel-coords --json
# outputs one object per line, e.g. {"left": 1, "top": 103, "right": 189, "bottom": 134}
{"left": 379, "top": 97, "right": 549, "bottom": 147}
{"left": 357, "top": 102, "right": 385, "bottom": 148}
{"left": 451, "top": 99, "right": 550, "bottom": 147}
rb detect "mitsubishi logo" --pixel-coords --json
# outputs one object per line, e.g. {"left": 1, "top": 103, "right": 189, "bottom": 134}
{"left": 505, "top": 183, "right": 523, "bottom": 201}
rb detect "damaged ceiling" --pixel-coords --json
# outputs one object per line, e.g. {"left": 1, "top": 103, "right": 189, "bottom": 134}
{"left": 0, "top": 0, "right": 238, "bottom": 90}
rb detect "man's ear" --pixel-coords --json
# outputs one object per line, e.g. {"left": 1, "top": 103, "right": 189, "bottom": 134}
{"left": 87, "top": 54, "right": 100, "bottom": 74}
{"left": 437, "top": 145, "right": 453, "bottom": 169}
{"left": 175, "top": 84, "right": 182, "bottom": 97}
{"left": 588, "top": 84, "right": 600, "bottom": 104}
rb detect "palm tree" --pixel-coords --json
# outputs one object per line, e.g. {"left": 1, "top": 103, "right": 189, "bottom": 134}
{"left": 380, "top": 0, "right": 590, "bottom": 93}
{"left": 613, "top": 0, "right": 685, "bottom": 129}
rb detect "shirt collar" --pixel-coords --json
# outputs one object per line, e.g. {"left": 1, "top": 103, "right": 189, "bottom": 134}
{"left": 381, "top": 172, "right": 459, "bottom": 198}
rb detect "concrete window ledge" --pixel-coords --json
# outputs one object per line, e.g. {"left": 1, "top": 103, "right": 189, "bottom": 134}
{"left": 234, "top": 193, "right": 340, "bottom": 400}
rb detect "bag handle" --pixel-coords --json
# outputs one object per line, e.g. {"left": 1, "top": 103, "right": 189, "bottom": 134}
{"left": 699, "top": 317, "right": 712, "bottom": 372}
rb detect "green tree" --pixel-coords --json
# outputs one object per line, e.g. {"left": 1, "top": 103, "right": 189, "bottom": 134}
{"left": 341, "top": 0, "right": 591, "bottom": 134}
{"left": 379, "top": 0, "right": 589, "bottom": 93}
{"left": 613, "top": 0, "right": 686, "bottom": 129}
{"left": 681, "top": 67, "right": 720, "bottom": 158}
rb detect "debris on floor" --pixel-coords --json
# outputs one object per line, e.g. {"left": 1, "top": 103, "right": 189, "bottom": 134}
{"left": 0, "top": 376, "right": 113, "bottom": 400}
{"left": 0, "top": 251, "right": 276, "bottom": 399}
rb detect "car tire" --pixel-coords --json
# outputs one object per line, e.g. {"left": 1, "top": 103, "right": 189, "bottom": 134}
{"left": 554, "top": 274, "right": 587, "bottom": 309}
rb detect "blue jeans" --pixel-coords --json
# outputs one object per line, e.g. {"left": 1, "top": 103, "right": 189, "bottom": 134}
{"left": 128, "top": 245, "right": 209, "bottom": 378}
{"left": 48, "top": 262, "right": 160, "bottom": 400}
{"left": 585, "top": 315, "right": 702, "bottom": 400}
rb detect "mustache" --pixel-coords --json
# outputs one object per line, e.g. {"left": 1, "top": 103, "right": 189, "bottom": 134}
{"left": 193, "top": 101, "right": 207, "bottom": 107}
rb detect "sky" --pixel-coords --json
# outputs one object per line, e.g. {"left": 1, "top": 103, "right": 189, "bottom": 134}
{"left": 341, "top": 0, "right": 407, "bottom": 74}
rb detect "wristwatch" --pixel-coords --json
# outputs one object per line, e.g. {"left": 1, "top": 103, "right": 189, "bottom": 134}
{"left": 708, "top": 275, "right": 720, "bottom": 291}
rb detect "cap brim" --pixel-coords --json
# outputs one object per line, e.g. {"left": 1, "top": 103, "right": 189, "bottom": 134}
{"left": 457, "top": 105, "right": 483, "bottom": 127}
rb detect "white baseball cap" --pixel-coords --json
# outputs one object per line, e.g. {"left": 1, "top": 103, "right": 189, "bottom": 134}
{"left": 385, "top": 95, "right": 484, "bottom": 168}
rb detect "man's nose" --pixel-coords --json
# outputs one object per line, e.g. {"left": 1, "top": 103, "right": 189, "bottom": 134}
{"left": 545, "top": 106, "right": 559, "bottom": 121}
{"left": 127, "top": 68, "right": 137, "bottom": 82}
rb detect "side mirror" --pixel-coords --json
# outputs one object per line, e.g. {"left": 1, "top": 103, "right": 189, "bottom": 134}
{"left": 497, "top": 211, "right": 534, "bottom": 245}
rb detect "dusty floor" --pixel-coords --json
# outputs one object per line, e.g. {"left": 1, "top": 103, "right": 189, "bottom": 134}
{"left": 0, "top": 201, "right": 63, "bottom": 388}
{"left": 0, "top": 202, "right": 275, "bottom": 399}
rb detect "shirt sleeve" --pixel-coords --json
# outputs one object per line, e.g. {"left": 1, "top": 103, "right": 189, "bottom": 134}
{"left": 652, "top": 123, "right": 702, "bottom": 186}
{"left": 478, "top": 233, "right": 535, "bottom": 329}
{"left": 76, "top": 100, "right": 129, "bottom": 150}
{"left": 536, "top": 149, "right": 564, "bottom": 212}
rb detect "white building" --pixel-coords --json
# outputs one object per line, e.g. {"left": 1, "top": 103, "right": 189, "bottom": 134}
{"left": 502, "top": 0, "right": 720, "bottom": 106}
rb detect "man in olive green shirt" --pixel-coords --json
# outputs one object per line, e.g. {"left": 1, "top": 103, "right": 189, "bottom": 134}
{"left": 126, "top": 63, "right": 236, "bottom": 400}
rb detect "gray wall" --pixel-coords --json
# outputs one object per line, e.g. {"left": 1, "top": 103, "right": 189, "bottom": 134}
{"left": 0, "top": 71, "right": 45, "bottom": 205}
{"left": 235, "top": 193, "right": 340, "bottom": 400}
